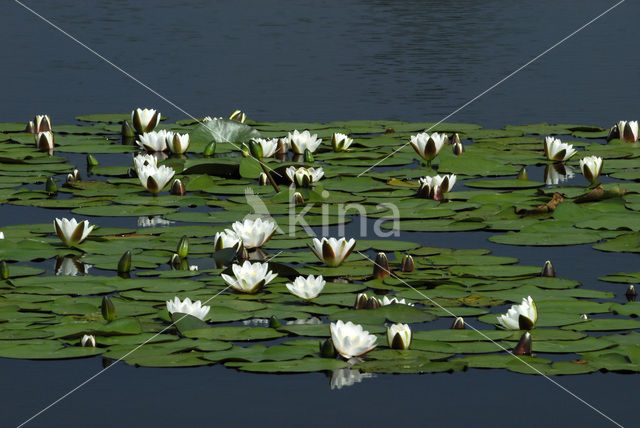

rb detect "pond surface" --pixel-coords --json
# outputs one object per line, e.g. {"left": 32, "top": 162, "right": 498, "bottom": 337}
{"left": 3, "top": 1, "right": 640, "bottom": 427}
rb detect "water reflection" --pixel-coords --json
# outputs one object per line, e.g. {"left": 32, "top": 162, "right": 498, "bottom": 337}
{"left": 137, "top": 215, "right": 174, "bottom": 228}
{"left": 544, "top": 163, "right": 574, "bottom": 185}
{"left": 54, "top": 256, "right": 91, "bottom": 276}
{"left": 330, "top": 368, "right": 376, "bottom": 390}
{"left": 285, "top": 317, "right": 322, "bottom": 325}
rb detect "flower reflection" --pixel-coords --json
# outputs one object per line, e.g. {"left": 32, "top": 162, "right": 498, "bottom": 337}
{"left": 330, "top": 368, "right": 376, "bottom": 390}
{"left": 544, "top": 163, "right": 574, "bottom": 185}
{"left": 285, "top": 317, "right": 322, "bottom": 325}
{"left": 55, "top": 256, "right": 91, "bottom": 276}
{"left": 137, "top": 216, "right": 174, "bottom": 228}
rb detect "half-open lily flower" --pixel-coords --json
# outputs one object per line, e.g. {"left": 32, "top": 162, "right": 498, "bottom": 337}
{"left": 330, "top": 320, "right": 377, "bottom": 359}
{"left": 213, "top": 229, "right": 242, "bottom": 251}
{"left": 137, "top": 130, "right": 170, "bottom": 152}
{"left": 231, "top": 218, "right": 277, "bottom": 249}
{"left": 379, "top": 296, "right": 414, "bottom": 307}
{"left": 221, "top": 260, "right": 278, "bottom": 293}
{"left": 309, "top": 237, "right": 356, "bottom": 267}
{"left": 166, "top": 296, "right": 210, "bottom": 320}
{"left": 34, "top": 114, "right": 52, "bottom": 133}
{"left": 608, "top": 120, "right": 639, "bottom": 142}
{"left": 229, "top": 109, "right": 247, "bottom": 123}
{"left": 35, "top": 131, "right": 54, "bottom": 151}
{"left": 497, "top": 296, "right": 537, "bottom": 330}
{"left": 418, "top": 174, "right": 456, "bottom": 195}
{"left": 387, "top": 323, "right": 412, "bottom": 350}
{"left": 289, "top": 130, "right": 322, "bottom": 154}
{"left": 54, "top": 218, "right": 95, "bottom": 247}
{"left": 167, "top": 133, "right": 190, "bottom": 154}
{"left": 579, "top": 156, "right": 603, "bottom": 184}
{"left": 250, "top": 138, "right": 279, "bottom": 157}
{"left": 286, "top": 275, "right": 326, "bottom": 300}
{"left": 131, "top": 108, "right": 160, "bottom": 133}
{"left": 332, "top": 133, "right": 353, "bottom": 152}
{"left": 410, "top": 132, "right": 447, "bottom": 164}
{"left": 285, "top": 166, "right": 324, "bottom": 187}
{"left": 136, "top": 164, "right": 175, "bottom": 194}
{"left": 544, "top": 163, "right": 574, "bottom": 185}
{"left": 543, "top": 137, "right": 576, "bottom": 161}
{"left": 81, "top": 334, "right": 96, "bottom": 347}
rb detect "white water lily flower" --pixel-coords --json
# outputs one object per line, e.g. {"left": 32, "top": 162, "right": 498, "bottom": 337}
{"left": 289, "top": 130, "right": 322, "bottom": 154}
{"left": 544, "top": 163, "right": 574, "bottom": 185}
{"left": 81, "top": 334, "right": 96, "bottom": 347}
{"left": 250, "top": 138, "right": 279, "bottom": 157}
{"left": 332, "top": 133, "right": 353, "bottom": 152}
{"left": 136, "top": 164, "right": 175, "bottom": 194}
{"left": 543, "top": 137, "right": 577, "bottom": 161}
{"left": 330, "top": 320, "right": 377, "bottom": 359}
{"left": 496, "top": 296, "right": 538, "bottom": 330}
{"left": 330, "top": 368, "right": 376, "bottom": 390}
{"left": 231, "top": 218, "right": 277, "bottom": 249}
{"left": 614, "top": 120, "right": 639, "bottom": 142}
{"left": 285, "top": 166, "right": 325, "bottom": 187}
{"left": 418, "top": 174, "right": 456, "bottom": 193}
{"left": 34, "top": 114, "right": 52, "bottom": 133}
{"left": 133, "top": 153, "right": 157, "bottom": 171}
{"left": 131, "top": 108, "right": 160, "bottom": 133}
{"left": 213, "top": 229, "right": 242, "bottom": 251}
{"left": 166, "top": 296, "right": 210, "bottom": 320}
{"left": 286, "top": 275, "right": 326, "bottom": 300}
{"left": 387, "top": 323, "right": 412, "bottom": 350}
{"left": 137, "top": 130, "right": 168, "bottom": 152}
{"left": 54, "top": 218, "right": 95, "bottom": 247}
{"left": 379, "top": 296, "right": 414, "bottom": 307}
{"left": 167, "top": 133, "right": 190, "bottom": 154}
{"left": 410, "top": 132, "right": 447, "bottom": 164}
{"left": 579, "top": 156, "right": 603, "bottom": 184}
{"left": 309, "top": 237, "right": 356, "bottom": 267}
{"left": 35, "top": 131, "right": 54, "bottom": 151}
{"left": 221, "top": 260, "right": 278, "bottom": 293}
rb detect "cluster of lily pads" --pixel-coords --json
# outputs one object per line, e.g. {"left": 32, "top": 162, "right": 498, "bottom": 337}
{"left": 0, "top": 109, "right": 638, "bottom": 378}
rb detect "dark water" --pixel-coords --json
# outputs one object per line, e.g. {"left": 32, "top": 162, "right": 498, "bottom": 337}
{"left": 3, "top": 1, "right": 639, "bottom": 427}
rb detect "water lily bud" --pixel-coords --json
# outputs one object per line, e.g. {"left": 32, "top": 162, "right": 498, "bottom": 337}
{"left": 452, "top": 141, "right": 464, "bottom": 155}
{"left": 355, "top": 293, "right": 370, "bottom": 310}
{"left": 606, "top": 124, "right": 619, "bottom": 142}
{"left": 373, "top": 252, "right": 390, "bottom": 279}
{"left": 276, "top": 138, "right": 287, "bottom": 155}
{"left": 626, "top": 284, "right": 637, "bottom": 301}
{"left": 514, "top": 332, "right": 532, "bottom": 356}
{"left": 46, "top": 176, "right": 57, "bottom": 195}
{"left": 239, "top": 143, "right": 250, "bottom": 157}
{"left": 169, "top": 253, "right": 181, "bottom": 269}
{"left": 319, "top": 338, "right": 336, "bottom": 358}
{"left": 101, "top": 296, "right": 115, "bottom": 322}
{"left": 580, "top": 314, "right": 588, "bottom": 320}
{"left": 400, "top": 254, "right": 414, "bottom": 272}
{"left": 118, "top": 250, "right": 131, "bottom": 273}
{"left": 86, "top": 154, "right": 99, "bottom": 167}
{"left": 365, "top": 296, "right": 381, "bottom": 310}
{"left": 177, "top": 235, "right": 189, "bottom": 259}
{"left": 293, "top": 192, "right": 305, "bottom": 206}
{"left": 34, "top": 114, "right": 52, "bottom": 133}
{"left": 304, "top": 149, "right": 314, "bottom": 163}
{"left": 131, "top": 108, "right": 160, "bottom": 133}
{"left": 619, "top": 120, "right": 639, "bottom": 142}
{"left": 35, "top": 131, "right": 54, "bottom": 151}
{"left": 451, "top": 317, "right": 465, "bottom": 329}
{"left": 168, "top": 133, "right": 190, "bottom": 154}
{"left": 541, "top": 260, "right": 555, "bottom": 277}
{"left": 269, "top": 315, "right": 281, "bottom": 328}
{"left": 81, "top": 334, "right": 96, "bottom": 347}
{"left": 451, "top": 133, "right": 461, "bottom": 146}
{"left": 517, "top": 167, "right": 528, "bottom": 181}
{"left": 258, "top": 172, "right": 268, "bottom": 186}
{"left": 579, "top": 156, "right": 603, "bottom": 184}
{"left": 229, "top": 109, "right": 246, "bottom": 123}
{"left": 248, "top": 140, "right": 263, "bottom": 159}
{"left": 0, "top": 261, "right": 9, "bottom": 280}
{"left": 203, "top": 141, "right": 216, "bottom": 156}
{"left": 170, "top": 179, "right": 186, "bottom": 196}
{"left": 121, "top": 120, "right": 136, "bottom": 138}
{"left": 332, "top": 133, "right": 353, "bottom": 152}
{"left": 387, "top": 323, "right": 412, "bottom": 350}
{"left": 25, "top": 120, "right": 36, "bottom": 133}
